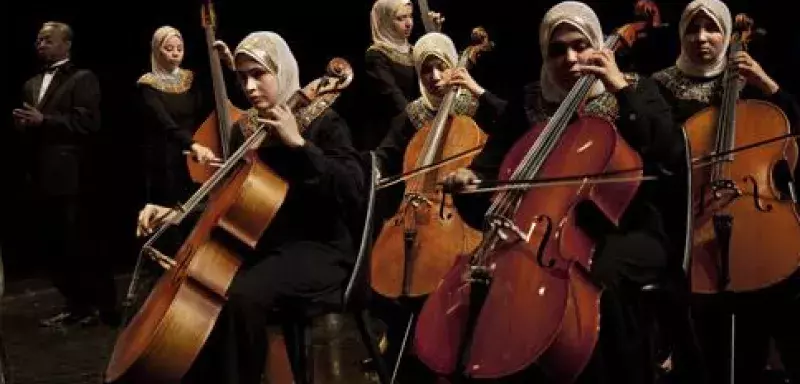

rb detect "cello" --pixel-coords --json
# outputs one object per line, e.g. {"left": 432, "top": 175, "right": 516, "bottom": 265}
{"left": 104, "top": 58, "right": 354, "bottom": 383}
{"left": 687, "top": 14, "right": 800, "bottom": 294}
{"left": 187, "top": 0, "right": 244, "bottom": 182}
{"left": 370, "top": 27, "right": 493, "bottom": 299}
{"left": 413, "top": 3, "right": 663, "bottom": 381}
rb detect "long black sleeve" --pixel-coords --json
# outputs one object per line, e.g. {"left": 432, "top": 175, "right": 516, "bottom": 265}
{"left": 280, "top": 111, "right": 366, "bottom": 215}
{"left": 373, "top": 112, "right": 416, "bottom": 177}
{"left": 40, "top": 71, "right": 101, "bottom": 135}
{"left": 614, "top": 78, "right": 684, "bottom": 171}
{"left": 472, "top": 91, "right": 508, "bottom": 134}
{"left": 140, "top": 85, "right": 194, "bottom": 150}
{"left": 365, "top": 50, "right": 413, "bottom": 117}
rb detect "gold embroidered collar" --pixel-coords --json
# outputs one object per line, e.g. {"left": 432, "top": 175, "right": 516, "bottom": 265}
{"left": 367, "top": 44, "right": 414, "bottom": 67}
{"left": 137, "top": 69, "right": 194, "bottom": 94}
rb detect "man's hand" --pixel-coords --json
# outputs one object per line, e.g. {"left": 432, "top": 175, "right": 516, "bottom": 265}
{"left": 12, "top": 103, "right": 44, "bottom": 127}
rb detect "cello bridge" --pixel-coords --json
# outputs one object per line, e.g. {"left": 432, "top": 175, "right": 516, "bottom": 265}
{"left": 486, "top": 215, "right": 528, "bottom": 243}
{"left": 406, "top": 192, "right": 433, "bottom": 208}
{"left": 710, "top": 179, "right": 742, "bottom": 200}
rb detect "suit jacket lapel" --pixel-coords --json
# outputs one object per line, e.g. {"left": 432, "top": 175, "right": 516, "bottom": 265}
{"left": 37, "top": 72, "right": 65, "bottom": 110}
{"left": 29, "top": 74, "right": 43, "bottom": 106}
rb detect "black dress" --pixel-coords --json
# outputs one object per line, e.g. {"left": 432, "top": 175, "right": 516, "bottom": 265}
{"left": 452, "top": 75, "right": 685, "bottom": 384}
{"left": 183, "top": 108, "right": 367, "bottom": 384}
{"left": 358, "top": 46, "right": 418, "bottom": 150}
{"left": 137, "top": 70, "right": 205, "bottom": 207}
{"left": 652, "top": 65, "right": 800, "bottom": 384}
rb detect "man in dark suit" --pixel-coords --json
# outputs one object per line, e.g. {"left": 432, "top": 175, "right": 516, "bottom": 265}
{"left": 12, "top": 21, "right": 118, "bottom": 327}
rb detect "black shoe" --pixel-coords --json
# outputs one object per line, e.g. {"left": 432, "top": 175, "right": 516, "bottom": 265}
{"left": 39, "top": 310, "right": 95, "bottom": 327}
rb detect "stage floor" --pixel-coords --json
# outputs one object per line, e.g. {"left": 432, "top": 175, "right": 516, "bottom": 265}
{"left": 0, "top": 275, "right": 381, "bottom": 384}
{"left": 0, "top": 275, "right": 792, "bottom": 384}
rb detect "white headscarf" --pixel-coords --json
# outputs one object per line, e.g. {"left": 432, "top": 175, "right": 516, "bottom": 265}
{"left": 538, "top": 1, "right": 606, "bottom": 103}
{"left": 150, "top": 26, "right": 182, "bottom": 76}
{"left": 370, "top": 0, "right": 413, "bottom": 55}
{"left": 234, "top": 31, "right": 301, "bottom": 105}
{"left": 676, "top": 0, "right": 732, "bottom": 78}
{"left": 412, "top": 32, "right": 458, "bottom": 110}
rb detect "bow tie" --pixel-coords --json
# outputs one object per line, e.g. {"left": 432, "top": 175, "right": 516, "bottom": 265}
{"left": 42, "top": 64, "right": 63, "bottom": 74}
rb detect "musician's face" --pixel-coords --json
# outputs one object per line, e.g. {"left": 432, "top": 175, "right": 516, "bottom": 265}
{"left": 159, "top": 35, "right": 184, "bottom": 70}
{"left": 547, "top": 24, "right": 594, "bottom": 89}
{"left": 420, "top": 56, "right": 449, "bottom": 99}
{"left": 36, "top": 25, "right": 70, "bottom": 63}
{"left": 393, "top": 4, "right": 414, "bottom": 39}
{"left": 235, "top": 56, "right": 279, "bottom": 111}
{"left": 683, "top": 13, "right": 725, "bottom": 65}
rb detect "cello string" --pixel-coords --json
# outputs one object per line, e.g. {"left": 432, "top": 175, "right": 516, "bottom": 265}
{"left": 479, "top": 32, "right": 619, "bottom": 268}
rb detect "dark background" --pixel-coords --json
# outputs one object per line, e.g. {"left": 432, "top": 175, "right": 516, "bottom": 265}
{"left": 3, "top": 0, "right": 799, "bottom": 282}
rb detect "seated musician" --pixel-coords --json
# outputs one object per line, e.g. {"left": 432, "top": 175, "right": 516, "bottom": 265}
{"left": 651, "top": 0, "right": 800, "bottom": 381}
{"left": 136, "top": 31, "right": 367, "bottom": 384}
{"left": 374, "top": 31, "right": 506, "bottom": 180}
{"left": 443, "top": 1, "right": 685, "bottom": 382}
{"left": 369, "top": 31, "right": 506, "bottom": 371}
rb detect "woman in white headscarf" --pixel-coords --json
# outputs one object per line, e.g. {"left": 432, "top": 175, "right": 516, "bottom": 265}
{"left": 137, "top": 31, "right": 368, "bottom": 384}
{"left": 365, "top": 30, "right": 506, "bottom": 376}
{"left": 652, "top": 1, "right": 800, "bottom": 382}
{"left": 652, "top": 0, "right": 796, "bottom": 123}
{"left": 360, "top": 0, "right": 444, "bottom": 150}
{"left": 137, "top": 26, "right": 217, "bottom": 216}
{"left": 442, "top": 2, "right": 684, "bottom": 382}
{"left": 375, "top": 31, "right": 505, "bottom": 176}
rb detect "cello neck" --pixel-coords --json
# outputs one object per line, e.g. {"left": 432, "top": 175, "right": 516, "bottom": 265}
{"left": 416, "top": 49, "right": 473, "bottom": 168}
{"left": 498, "top": 32, "right": 620, "bottom": 189}
{"left": 203, "top": 0, "right": 232, "bottom": 160}
{"left": 417, "top": 28, "right": 493, "bottom": 169}
{"left": 713, "top": 14, "right": 755, "bottom": 175}
{"left": 486, "top": 17, "right": 654, "bottom": 220}
{"left": 415, "top": 0, "right": 439, "bottom": 33}
{"left": 712, "top": 42, "right": 743, "bottom": 172}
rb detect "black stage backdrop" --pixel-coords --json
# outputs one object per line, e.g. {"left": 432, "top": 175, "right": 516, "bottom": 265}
{"left": 2, "top": 0, "right": 799, "bottom": 281}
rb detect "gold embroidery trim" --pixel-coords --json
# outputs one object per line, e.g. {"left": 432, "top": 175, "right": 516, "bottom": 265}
{"left": 406, "top": 90, "right": 480, "bottom": 130}
{"left": 367, "top": 45, "right": 414, "bottom": 67}
{"left": 137, "top": 69, "right": 194, "bottom": 94}
{"left": 652, "top": 66, "right": 720, "bottom": 104}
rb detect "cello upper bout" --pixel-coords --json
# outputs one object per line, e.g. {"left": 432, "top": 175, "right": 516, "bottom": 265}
{"left": 216, "top": 159, "right": 289, "bottom": 248}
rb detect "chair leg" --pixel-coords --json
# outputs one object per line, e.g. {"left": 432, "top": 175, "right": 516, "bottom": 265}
{"left": 282, "top": 320, "right": 314, "bottom": 384}
{"left": 354, "top": 310, "right": 392, "bottom": 384}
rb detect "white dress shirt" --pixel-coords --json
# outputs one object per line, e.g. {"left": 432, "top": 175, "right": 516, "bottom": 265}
{"left": 38, "top": 58, "right": 70, "bottom": 104}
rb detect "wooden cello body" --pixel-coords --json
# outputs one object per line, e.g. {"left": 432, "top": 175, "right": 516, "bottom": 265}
{"left": 688, "top": 102, "right": 800, "bottom": 293}
{"left": 104, "top": 59, "right": 354, "bottom": 383}
{"left": 414, "top": 4, "right": 662, "bottom": 381}
{"left": 370, "top": 28, "right": 493, "bottom": 299}
{"left": 688, "top": 15, "right": 800, "bottom": 294}
{"left": 187, "top": 0, "right": 244, "bottom": 183}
